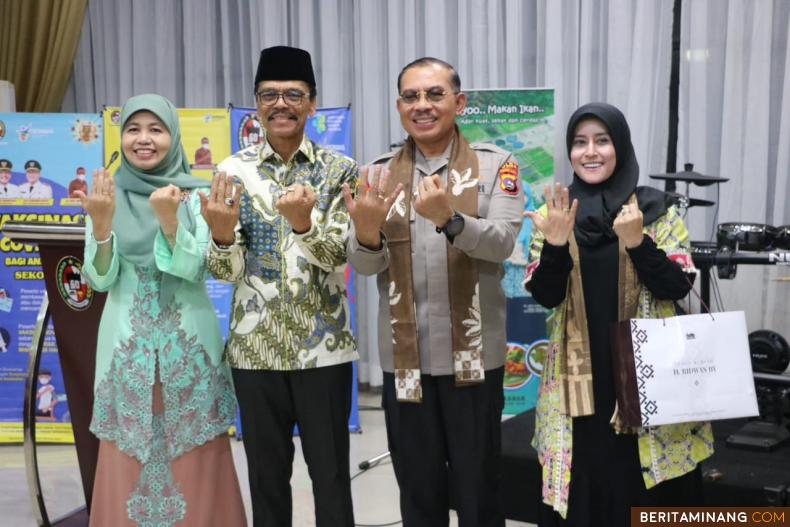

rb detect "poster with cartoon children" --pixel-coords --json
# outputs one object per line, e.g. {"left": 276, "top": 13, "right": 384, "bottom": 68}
{"left": 0, "top": 111, "right": 99, "bottom": 442}
{"left": 35, "top": 369, "right": 57, "bottom": 419}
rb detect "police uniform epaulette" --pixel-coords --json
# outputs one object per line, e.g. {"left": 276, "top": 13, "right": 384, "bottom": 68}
{"left": 368, "top": 150, "right": 397, "bottom": 166}
{"left": 470, "top": 142, "right": 510, "bottom": 156}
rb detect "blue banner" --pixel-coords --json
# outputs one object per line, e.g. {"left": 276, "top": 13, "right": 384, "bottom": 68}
{"left": 228, "top": 106, "right": 360, "bottom": 433}
{"left": 231, "top": 105, "right": 353, "bottom": 157}
{"left": 0, "top": 113, "right": 103, "bottom": 442}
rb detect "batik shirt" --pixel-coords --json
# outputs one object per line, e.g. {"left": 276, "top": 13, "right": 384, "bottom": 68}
{"left": 525, "top": 204, "right": 715, "bottom": 518}
{"left": 207, "top": 136, "right": 358, "bottom": 370}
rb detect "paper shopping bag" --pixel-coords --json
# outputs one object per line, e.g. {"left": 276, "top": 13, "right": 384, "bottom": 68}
{"left": 610, "top": 311, "right": 759, "bottom": 428}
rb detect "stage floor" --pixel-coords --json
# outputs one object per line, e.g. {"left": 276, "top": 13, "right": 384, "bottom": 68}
{"left": 0, "top": 391, "right": 534, "bottom": 526}
{"left": 501, "top": 410, "right": 790, "bottom": 523}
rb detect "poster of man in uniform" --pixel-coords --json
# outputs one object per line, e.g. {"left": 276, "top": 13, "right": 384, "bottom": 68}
{"left": 0, "top": 112, "right": 103, "bottom": 442}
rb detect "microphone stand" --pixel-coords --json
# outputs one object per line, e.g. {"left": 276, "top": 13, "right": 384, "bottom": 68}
{"left": 358, "top": 451, "right": 391, "bottom": 471}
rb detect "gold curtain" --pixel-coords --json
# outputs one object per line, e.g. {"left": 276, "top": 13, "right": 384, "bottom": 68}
{"left": 0, "top": 0, "right": 88, "bottom": 112}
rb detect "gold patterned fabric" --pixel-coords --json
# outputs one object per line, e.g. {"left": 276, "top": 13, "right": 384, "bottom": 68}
{"left": 560, "top": 194, "right": 641, "bottom": 418}
{"left": 559, "top": 233, "right": 594, "bottom": 416}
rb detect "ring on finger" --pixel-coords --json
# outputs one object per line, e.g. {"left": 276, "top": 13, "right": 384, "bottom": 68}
{"left": 224, "top": 197, "right": 234, "bottom": 206}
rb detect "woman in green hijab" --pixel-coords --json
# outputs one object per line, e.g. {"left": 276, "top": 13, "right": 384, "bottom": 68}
{"left": 77, "top": 94, "right": 246, "bottom": 526}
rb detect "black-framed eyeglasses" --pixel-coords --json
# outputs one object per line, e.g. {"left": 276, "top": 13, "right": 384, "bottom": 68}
{"left": 255, "top": 89, "right": 308, "bottom": 106}
{"left": 398, "top": 88, "right": 456, "bottom": 105}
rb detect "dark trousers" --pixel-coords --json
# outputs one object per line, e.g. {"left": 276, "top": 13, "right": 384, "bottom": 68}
{"left": 233, "top": 363, "right": 354, "bottom": 527}
{"left": 382, "top": 367, "right": 506, "bottom": 527}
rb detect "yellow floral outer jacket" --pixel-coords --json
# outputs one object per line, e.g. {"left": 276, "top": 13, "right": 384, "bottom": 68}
{"left": 525, "top": 204, "right": 714, "bottom": 518}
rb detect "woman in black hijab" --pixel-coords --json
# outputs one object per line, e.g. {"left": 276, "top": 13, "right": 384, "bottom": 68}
{"left": 524, "top": 103, "right": 713, "bottom": 526}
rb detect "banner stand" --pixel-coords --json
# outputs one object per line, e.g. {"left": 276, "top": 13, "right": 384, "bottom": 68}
{"left": 229, "top": 105, "right": 361, "bottom": 435}
{"left": 4, "top": 221, "right": 101, "bottom": 527}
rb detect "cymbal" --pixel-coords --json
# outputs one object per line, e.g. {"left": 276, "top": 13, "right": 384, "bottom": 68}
{"left": 667, "top": 192, "right": 715, "bottom": 208}
{"left": 650, "top": 164, "right": 728, "bottom": 186}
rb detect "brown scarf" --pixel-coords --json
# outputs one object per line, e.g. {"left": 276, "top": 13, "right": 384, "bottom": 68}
{"left": 561, "top": 194, "right": 641, "bottom": 417}
{"left": 384, "top": 129, "right": 483, "bottom": 402}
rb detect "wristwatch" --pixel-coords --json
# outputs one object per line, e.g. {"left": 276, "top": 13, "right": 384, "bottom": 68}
{"left": 436, "top": 212, "right": 465, "bottom": 240}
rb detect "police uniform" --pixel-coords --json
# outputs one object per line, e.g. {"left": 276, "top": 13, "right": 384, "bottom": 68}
{"left": 0, "top": 159, "right": 20, "bottom": 198}
{"left": 19, "top": 160, "right": 53, "bottom": 200}
{"left": 348, "top": 138, "right": 525, "bottom": 526}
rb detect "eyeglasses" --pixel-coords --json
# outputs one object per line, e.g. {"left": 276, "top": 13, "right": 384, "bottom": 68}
{"left": 255, "top": 89, "right": 308, "bottom": 106}
{"left": 398, "top": 88, "right": 456, "bottom": 105}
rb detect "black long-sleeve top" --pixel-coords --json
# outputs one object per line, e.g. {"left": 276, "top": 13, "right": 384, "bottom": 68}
{"left": 528, "top": 234, "right": 693, "bottom": 309}
{"left": 527, "top": 233, "right": 695, "bottom": 458}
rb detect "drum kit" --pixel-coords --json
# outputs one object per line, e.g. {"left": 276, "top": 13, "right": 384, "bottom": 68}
{"left": 649, "top": 164, "right": 790, "bottom": 309}
{"left": 653, "top": 167, "right": 790, "bottom": 452}
{"left": 651, "top": 162, "right": 725, "bottom": 210}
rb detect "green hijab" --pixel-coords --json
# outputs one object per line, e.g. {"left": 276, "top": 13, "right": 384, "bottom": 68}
{"left": 112, "top": 94, "right": 207, "bottom": 305}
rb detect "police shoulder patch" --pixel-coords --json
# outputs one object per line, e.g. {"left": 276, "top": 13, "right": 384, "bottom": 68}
{"left": 498, "top": 162, "right": 519, "bottom": 195}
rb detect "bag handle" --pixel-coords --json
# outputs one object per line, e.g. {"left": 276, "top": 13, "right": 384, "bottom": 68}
{"left": 684, "top": 273, "right": 715, "bottom": 321}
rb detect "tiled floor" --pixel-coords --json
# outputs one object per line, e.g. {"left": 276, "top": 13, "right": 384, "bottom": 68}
{"left": 0, "top": 391, "right": 534, "bottom": 526}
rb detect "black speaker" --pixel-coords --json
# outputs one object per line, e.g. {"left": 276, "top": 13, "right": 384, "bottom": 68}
{"left": 749, "top": 330, "right": 790, "bottom": 374}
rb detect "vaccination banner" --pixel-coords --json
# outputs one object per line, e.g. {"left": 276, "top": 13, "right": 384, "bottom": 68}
{"left": 458, "top": 89, "right": 555, "bottom": 414}
{"left": 230, "top": 105, "right": 360, "bottom": 432}
{"left": 0, "top": 112, "right": 103, "bottom": 442}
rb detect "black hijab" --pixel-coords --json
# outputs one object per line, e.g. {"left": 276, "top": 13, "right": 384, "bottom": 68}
{"left": 566, "top": 102, "right": 669, "bottom": 247}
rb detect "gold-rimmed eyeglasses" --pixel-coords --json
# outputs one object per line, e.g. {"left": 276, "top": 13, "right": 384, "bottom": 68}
{"left": 255, "top": 89, "right": 308, "bottom": 106}
{"left": 398, "top": 88, "right": 457, "bottom": 105}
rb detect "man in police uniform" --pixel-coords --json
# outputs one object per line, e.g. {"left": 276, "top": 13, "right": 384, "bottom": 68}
{"left": 345, "top": 57, "right": 524, "bottom": 526}
{"left": 0, "top": 159, "right": 20, "bottom": 199}
{"left": 19, "top": 160, "right": 53, "bottom": 200}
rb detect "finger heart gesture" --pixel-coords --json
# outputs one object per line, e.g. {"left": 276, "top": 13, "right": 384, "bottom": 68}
{"left": 612, "top": 202, "right": 644, "bottom": 248}
{"left": 275, "top": 183, "right": 316, "bottom": 234}
{"left": 73, "top": 168, "right": 116, "bottom": 237}
{"left": 149, "top": 184, "right": 181, "bottom": 222}
{"left": 413, "top": 174, "right": 453, "bottom": 227}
